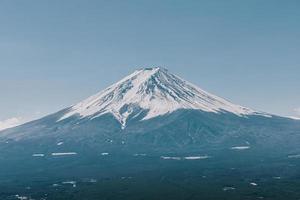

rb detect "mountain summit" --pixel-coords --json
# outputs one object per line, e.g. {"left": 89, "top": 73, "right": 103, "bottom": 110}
{"left": 59, "top": 67, "right": 266, "bottom": 128}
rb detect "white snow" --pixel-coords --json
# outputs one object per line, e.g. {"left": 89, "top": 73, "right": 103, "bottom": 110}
{"left": 223, "top": 187, "right": 236, "bottom": 191}
{"left": 15, "top": 195, "right": 29, "bottom": 200}
{"left": 288, "top": 154, "right": 300, "bottom": 158}
{"left": 0, "top": 117, "right": 23, "bottom": 131}
{"left": 32, "top": 153, "right": 45, "bottom": 157}
{"left": 161, "top": 156, "right": 182, "bottom": 160}
{"left": 62, "top": 181, "right": 76, "bottom": 187}
{"left": 161, "top": 155, "right": 210, "bottom": 160}
{"left": 288, "top": 116, "right": 300, "bottom": 120}
{"left": 121, "top": 176, "right": 133, "bottom": 180}
{"left": 231, "top": 146, "right": 250, "bottom": 150}
{"left": 133, "top": 153, "right": 147, "bottom": 156}
{"left": 51, "top": 152, "right": 77, "bottom": 156}
{"left": 184, "top": 156, "right": 210, "bottom": 160}
{"left": 87, "top": 179, "right": 97, "bottom": 183}
{"left": 58, "top": 67, "right": 270, "bottom": 128}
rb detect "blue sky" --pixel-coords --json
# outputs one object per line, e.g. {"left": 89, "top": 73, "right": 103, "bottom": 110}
{"left": 0, "top": 0, "right": 300, "bottom": 127}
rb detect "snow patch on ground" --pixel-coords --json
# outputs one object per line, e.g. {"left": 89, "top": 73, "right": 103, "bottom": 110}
{"left": 184, "top": 156, "right": 210, "bottom": 160}
{"left": 32, "top": 154, "right": 45, "bottom": 157}
{"left": 250, "top": 182, "right": 258, "bottom": 186}
{"left": 51, "top": 152, "right": 77, "bottom": 156}
{"left": 231, "top": 146, "right": 250, "bottom": 150}
{"left": 62, "top": 181, "right": 76, "bottom": 187}
{"left": 288, "top": 154, "right": 300, "bottom": 158}
{"left": 161, "top": 155, "right": 210, "bottom": 160}
{"left": 223, "top": 187, "right": 236, "bottom": 191}
{"left": 15, "top": 195, "right": 30, "bottom": 200}
{"left": 133, "top": 153, "right": 147, "bottom": 156}
{"left": 161, "top": 156, "right": 182, "bottom": 160}
{"left": 87, "top": 179, "right": 97, "bottom": 183}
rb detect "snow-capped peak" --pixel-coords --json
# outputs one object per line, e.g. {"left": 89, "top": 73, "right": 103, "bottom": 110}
{"left": 59, "top": 67, "right": 267, "bottom": 128}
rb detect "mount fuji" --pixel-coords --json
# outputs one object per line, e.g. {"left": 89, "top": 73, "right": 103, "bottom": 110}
{"left": 0, "top": 67, "right": 298, "bottom": 150}
{"left": 0, "top": 67, "right": 300, "bottom": 200}
{"left": 58, "top": 67, "right": 268, "bottom": 129}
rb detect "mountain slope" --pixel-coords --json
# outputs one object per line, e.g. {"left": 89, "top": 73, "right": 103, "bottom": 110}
{"left": 58, "top": 67, "right": 268, "bottom": 129}
{"left": 0, "top": 67, "right": 299, "bottom": 151}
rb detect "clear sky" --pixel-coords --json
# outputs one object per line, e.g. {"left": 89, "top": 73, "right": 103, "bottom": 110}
{"left": 0, "top": 0, "right": 300, "bottom": 127}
